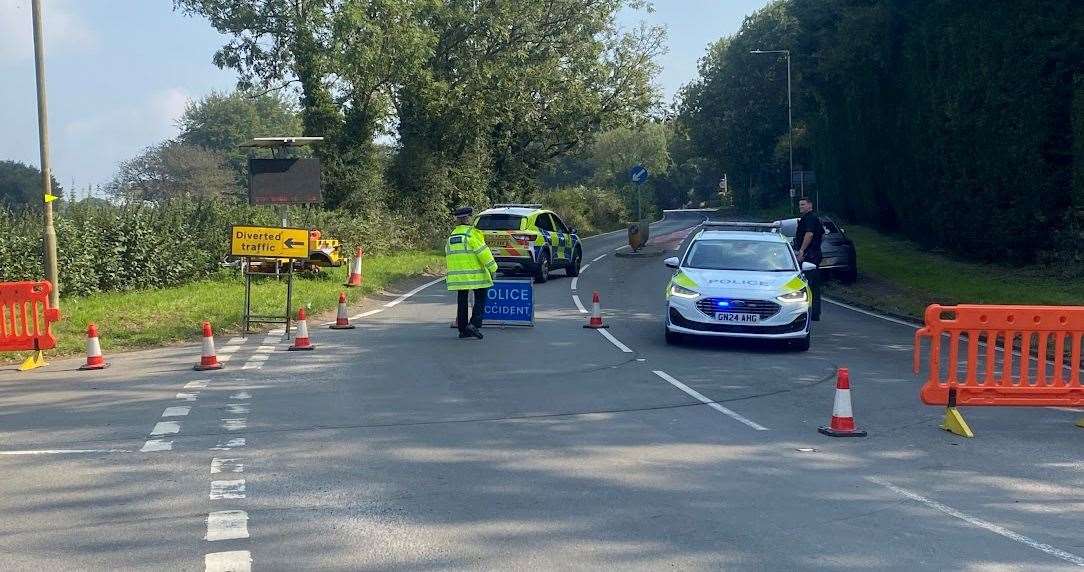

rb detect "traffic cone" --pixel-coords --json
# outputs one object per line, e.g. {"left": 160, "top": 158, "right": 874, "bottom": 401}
{"left": 818, "top": 368, "right": 866, "bottom": 437}
{"left": 289, "top": 308, "right": 315, "bottom": 351}
{"left": 79, "top": 324, "right": 110, "bottom": 370}
{"left": 583, "top": 291, "right": 609, "bottom": 329}
{"left": 330, "top": 292, "right": 355, "bottom": 329}
{"left": 345, "top": 247, "right": 363, "bottom": 287}
{"left": 194, "top": 321, "right": 224, "bottom": 371}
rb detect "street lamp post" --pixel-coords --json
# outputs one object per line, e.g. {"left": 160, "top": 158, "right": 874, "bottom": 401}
{"left": 750, "top": 49, "right": 794, "bottom": 213}
{"left": 32, "top": 0, "right": 60, "bottom": 308}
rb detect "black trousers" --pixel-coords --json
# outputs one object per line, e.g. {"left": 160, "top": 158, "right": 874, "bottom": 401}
{"left": 457, "top": 287, "right": 488, "bottom": 332}
{"left": 806, "top": 266, "right": 822, "bottom": 319}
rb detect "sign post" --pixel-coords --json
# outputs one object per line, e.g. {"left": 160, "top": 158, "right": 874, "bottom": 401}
{"left": 481, "top": 279, "right": 534, "bottom": 327}
{"left": 231, "top": 225, "right": 311, "bottom": 335}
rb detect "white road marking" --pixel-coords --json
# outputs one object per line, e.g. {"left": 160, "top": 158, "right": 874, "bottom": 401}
{"left": 254, "top": 345, "right": 275, "bottom": 354}
{"left": 1052, "top": 407, "right": 1084, "bottom": 413}
{"left": 140, "top": 439, "right": 172, "bottom": 452}
{"left": 0, "top": 449, "right": 130, "bottom": 456}
{"left": 570, "top": 277, "right": 578, "bottom": 291}
{"left": 591, "top": 253, "right": 607, "bottom": 263}
{"left": 229, "top": 391, "right": 251, "bottom": 400}
{"left": 222, "top": 418, "right": 247, "bottom": 431}
{"left": 385, "top": 277, "right": 444, "bottom": 308}
{"left": 240, "top": 361, "right": 263, "bottom": 371}
{"left": 614, "top": 245, "right": 630, "bottom": 252}
{"left": 211, "top": 457, "right": 244, "bottom": 474}
{"left": 572, "top": 294, "right": 588, "bottom": 314}
{"left": 226, "top": 404, "right": 250, "bottom": 415}
{"left": 205, "top": 551, "right": 251, "bottom": 572}
{"left": 652, "top": 370, "right": 770, "bottom": 431}
{"left": 351, "top": 308, "right": 384, "bottom": 320}
{"left": 225, "top": 337, "right": 246, "bottom": 346}
{"left": 205, "top": 510, "right": 249, "bottom": 541}
{"left": 867, "top": 476, "right": 1084, "bottom": 567}
{"left": 150, "top": 421, "right": 181, "bottom": 435}
{"left": 162, "top": 406, "right": 191, "bottom": 417}
{"left": 218, "top": 346, "right": 241, "bottom": 355}
{"left": 598, "top": 328, "right": 633, "bottom": 353}
{"left": 580, "top": 263, "right": 592, "bottom": 273}
{"left": 824, "top": 298, "right": 918, "bottom": 328}
{"left": 184, "top": 380, "right": 209, "bottom": 390}
{"left": 211, "top": 438, "right": 246, "bottom": 451}
{"left": 218, "top": 354, "right": 232, "bottom": 363}
{"left": 176, "top": 392, "right": 199, "bottom": 401}
{"left": 210, "top": 479, "right": 246, "bottom": 499}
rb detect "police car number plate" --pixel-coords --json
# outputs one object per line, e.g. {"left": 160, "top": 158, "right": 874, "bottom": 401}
{"left": 715, "top": 312, "right": 759, "bottom": 324}
{"left": 485, "top": 235, "right": 511, "bottom": 247}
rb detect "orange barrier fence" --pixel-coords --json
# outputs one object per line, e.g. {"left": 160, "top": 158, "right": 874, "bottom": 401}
{"left": 0, "top": 281, "right": 61, "bottom": 352}
{"left": 914, "top": 304, "right": 1084, "bottom": 406}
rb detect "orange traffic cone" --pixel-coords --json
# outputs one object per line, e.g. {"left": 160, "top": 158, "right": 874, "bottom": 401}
{"left": 194, "top": 321, "right": 224, "bottom": 371}
{"left": 818, "top": 368, "right": 866, "bottom": 437}
{"left": 289, "top": 308, "right": 315, "bottom": 351}
{"left": 330, "top": 292, "right": 355, "bottom": 329}
{"left": 583, "top": 291, "right": 608, "bottom": 329}
{"left": 345, "top": 247, "right": 363, "bottom": 287}
{"left": 79, "top": 324, "right": 110, "bottom": 370}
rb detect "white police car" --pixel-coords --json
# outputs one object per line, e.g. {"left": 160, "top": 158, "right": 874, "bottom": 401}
{"left": 663, "top": 222, "right": 815, "bottom": 350}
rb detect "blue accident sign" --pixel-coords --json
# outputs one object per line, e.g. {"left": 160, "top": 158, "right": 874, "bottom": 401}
{"left": 630, "top": 164, "right": 649, "bottom": 183}
{"left": 483, "top": 279, "right": 534, "bottom": 326}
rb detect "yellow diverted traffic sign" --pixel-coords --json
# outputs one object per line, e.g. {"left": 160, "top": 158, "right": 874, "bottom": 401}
{"left": 230, "top": 225, "right": 310, "bottom": 258}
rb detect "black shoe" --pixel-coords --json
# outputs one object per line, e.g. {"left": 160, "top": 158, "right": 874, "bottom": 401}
{"left": 470, "top": 326, "right": 484, "bottom": 339}
{"left": 458, "top": 330, "right": 473, "bottom": 338}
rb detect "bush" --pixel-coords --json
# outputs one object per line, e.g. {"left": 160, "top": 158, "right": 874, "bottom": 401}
{"left": 539, "top": 186, "right": 629, "bottom": 236}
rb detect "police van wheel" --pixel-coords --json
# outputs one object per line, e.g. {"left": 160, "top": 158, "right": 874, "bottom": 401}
{"left": 565, "top": 248, "right": 582, "bottom": 277}
{"left": 534, "top": 252, "right": 550, "bottom": 283}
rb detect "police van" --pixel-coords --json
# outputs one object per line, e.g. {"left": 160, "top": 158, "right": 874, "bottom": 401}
{"left": 663, "top": 222, "right": 816, "bottom": 350}
{"left": 474, "top": 204, "right": 582, "bottom": 283}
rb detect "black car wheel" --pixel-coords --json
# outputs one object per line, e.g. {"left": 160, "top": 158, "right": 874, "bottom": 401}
{"left": 534, "top": 251, "right": 551, "bottom": 283}
{"left": 565, "top": 247, "right": 582, "bottom": 277}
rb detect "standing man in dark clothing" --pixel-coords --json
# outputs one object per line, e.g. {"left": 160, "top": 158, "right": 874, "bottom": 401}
{"left": 793, "top": 197, "right": 824, "bottom": 321}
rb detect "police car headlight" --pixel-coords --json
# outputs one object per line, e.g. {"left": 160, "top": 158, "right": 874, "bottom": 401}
{"left": 777, "top": 290, "right": 809, "bottom": 303}
{"left": 669, "top": 284, "right": 699, "bottom": 299}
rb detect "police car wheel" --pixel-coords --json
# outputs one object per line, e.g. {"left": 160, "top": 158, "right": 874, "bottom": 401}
{"left": 565, "top": 248, "right": 582, "bottom": 277}
{"left": 534, "top": 252, "right": 550, "bottom": 283}
{"left": 789, "top": 332, "right": 811, "bottom": 352}
{"left": 664, "top": 325, "right": 683, "bottom": 345}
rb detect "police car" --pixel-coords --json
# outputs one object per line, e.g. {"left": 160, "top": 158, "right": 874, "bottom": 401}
{"left": 474, "top": 204, "right": 582, "bottom": 283}
{"left": 663, "top": 222, "right": 816, "bottom": 350}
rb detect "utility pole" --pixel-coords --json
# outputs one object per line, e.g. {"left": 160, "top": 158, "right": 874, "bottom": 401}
{"left": 32, "top": 0, "right": 60, "bottom": 308}
{"left": 751, "top": 49, "right": 795, "bottom": 214}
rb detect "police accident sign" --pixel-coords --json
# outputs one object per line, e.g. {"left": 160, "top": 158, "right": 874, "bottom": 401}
{"left": 482, "top": 279, "right": 534, "bottom": 326}
{"left": 230, "top": 225, "right": 310, "bottom": 258}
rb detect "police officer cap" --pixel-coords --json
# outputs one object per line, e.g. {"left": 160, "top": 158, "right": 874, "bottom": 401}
{"left": 453, "top": 206, "right": 474, "bottom": 217}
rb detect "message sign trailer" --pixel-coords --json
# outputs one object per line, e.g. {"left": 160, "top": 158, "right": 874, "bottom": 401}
{"left": 482, "top": 279, "right": 534, "bottom": 327}
{"left": 230, "top": 225, "right": 311, "bottom": 336}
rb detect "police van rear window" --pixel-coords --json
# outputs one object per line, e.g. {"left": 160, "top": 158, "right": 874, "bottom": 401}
{"left": 476, "top": 214, "right": 524, "bottom": 230}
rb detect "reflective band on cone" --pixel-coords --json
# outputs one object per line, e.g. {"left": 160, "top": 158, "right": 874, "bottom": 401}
{"left": 330, "top": 292, "right": 355, "bottom": 329}
{"left": 289, "top": 308, "right": 315, "bottom": 351}
{"left": 818, "top": 368, "right": 866, "bottom": 437}
{"left": 194, "top": 321, "right": 224, "bottom": 371}
{"left": 345, "top": 247, "right": 363, "bottom": 287}
{"left": 79, "top": 323, "right": 109, "bottom": 370}
{"left": 583, "top": 291, "right": 608, "bottom": 329}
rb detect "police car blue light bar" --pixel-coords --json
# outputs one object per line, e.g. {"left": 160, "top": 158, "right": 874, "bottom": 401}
{"left": 701, "top": 221, "right": 781, "bottom": 233}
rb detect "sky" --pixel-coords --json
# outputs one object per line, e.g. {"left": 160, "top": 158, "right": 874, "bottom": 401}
{"left": 0, "top": 0, "right": 768, "bottom": 199}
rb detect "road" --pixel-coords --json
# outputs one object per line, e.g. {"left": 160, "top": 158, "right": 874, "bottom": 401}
{"left": 0, "top": 212, "right": 1082, "bottom": 571}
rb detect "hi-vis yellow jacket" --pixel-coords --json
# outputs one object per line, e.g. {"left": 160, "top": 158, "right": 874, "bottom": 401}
{"left": 445, "top": 224, "right": 498, "bottom": 290}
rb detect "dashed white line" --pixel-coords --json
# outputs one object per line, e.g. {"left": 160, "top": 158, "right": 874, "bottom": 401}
{"left": 591, "top": 253, "right": 607, "bottom": 263}
{"left": 570, "top": 277, "right": 578, "bottom": 291}
{"left": 229, "top": 391, "right": 251, "bottom": 400}
{"left": 572, "top": 294, "right": 588, "bottom": 314}
{"left": 210, "top": 479, "right": 246, "bottom": 500}
{"left": 268, "top": 328, "right": 285, "bottom": 335}
{"left": 205, "top": 551, "right": 251, "bottom": 572}
{"left": 580, "top": 263, "right": 592, "bottom": 273}
{"left": 222, "top": 418, "right": 247, "bottom": 431}
{"left": 598, "top": 328, "right": 633, "bottom": 353}
{"left": 176, "top": 392, "right": 199, "bottom": 401}
{"left": 218, "top": 346, "right": 241, "bottom": 355}
{"left": 184, "top": 380, "right": 209, "bottom": 390}
{"left": 140, "top": 439, "right": 172, "bottom": 452}
{"left": 867, "top": 476, "right": 1084, "bottom": 567}
{"left": 162, "top": 406, "right": 191, "bottom": 417}
{"left": 150, "top": 421, "right": 181, "bottom": 435}
{"left": 225, "top": 337, "right": 246, "bottom": 346}
{"left": 246, "top": 354, "right": 270, "bottom": 362}
{"left": 205, "top": 510, "right": 249, "bottom": 541}
{"left": 0, "top": 449, "right": 130, "bottom": 456}
{"left": 211, "top": 438, "right": 246, "bottom": 451}
{"left": 385, "top": 277, "right": 444, "bottom": 308}
{"left": 254, "top": 345, "right": 275, "bottom": 354}
{"left": 226, "top": 404, "right": 250, "bottom": 415}
{"left": 652, "top": 370, "right": 770, "bottom": 431}
{"left": 211, "top": 457, "right": 244, "bottom": 474}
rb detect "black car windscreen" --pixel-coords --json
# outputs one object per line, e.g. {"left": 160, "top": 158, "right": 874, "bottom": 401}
{"left": 475, "top": 215, "right": 525, "bottom": 230}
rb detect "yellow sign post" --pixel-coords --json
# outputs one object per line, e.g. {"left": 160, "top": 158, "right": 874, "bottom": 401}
{"left": 230, "top": 225, "right": 310, "bottom": 258}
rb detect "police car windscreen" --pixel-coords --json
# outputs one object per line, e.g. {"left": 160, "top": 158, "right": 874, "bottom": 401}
{"left": 685, "top": 240, "right": 796, "bottom": 272}
{"left": 476, "top": 214, "right": 524, "bottom": 230}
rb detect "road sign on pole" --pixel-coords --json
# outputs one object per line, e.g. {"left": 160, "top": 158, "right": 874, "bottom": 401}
{"left": 230, "top": 226, "right": 310, "bottom": 258}
{"left": 629, "top": 164, "right": 649, "bottom": 184}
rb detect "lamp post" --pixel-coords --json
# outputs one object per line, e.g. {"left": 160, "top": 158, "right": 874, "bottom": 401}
{"left": 750, "top": 49, "right": 794, "bottom": 213}
{"left": 32, "top": 0, "right": 60, "bottom": 308}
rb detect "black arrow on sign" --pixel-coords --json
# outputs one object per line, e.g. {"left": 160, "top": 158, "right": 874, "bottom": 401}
{"left": 284, "top": 238, "right": 305, "bottom": 249}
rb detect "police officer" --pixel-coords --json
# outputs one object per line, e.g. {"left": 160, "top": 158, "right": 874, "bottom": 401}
{"left": 446, "top": 206, "right": 498, "bottom": 339}
{"left": 793, "top": 197, "right": 824, "bottom": 321}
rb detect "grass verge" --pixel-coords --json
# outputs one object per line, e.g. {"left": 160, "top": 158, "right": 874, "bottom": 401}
{"left": 14, "top": 251, "right": 443, "bottom": 362}
{"left": 824, "top": 226, "right": 1084, "bottom": 320}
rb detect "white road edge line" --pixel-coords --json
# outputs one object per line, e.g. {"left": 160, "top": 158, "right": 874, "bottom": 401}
{"left": 0, "top": 449, "right": 130, "bottom": 455}
{"left": 570, "top": 277, "right": 578, "bottom": 291}
{"left": 591, "top": 253, "right": 607, "bottom": 263}
{"left": 205, "top": 551, "right": 251, "bottom": 572}
{"left": 824, "top": 298, "right": 917, "bottom": 328}
{"left": 867, "top": 476, "right": 1084, "bottom": 567}
{"left": 350, "top": 309, "right": 384, "bottom": 320}
{"left": 598, "top": 328, "right": 633, "bottom": 353}
{"left": 652, "top": 370, "right": 770, "bottom": 431}
{"left": 580, "top": 263, "right": 592, "bottom": 273}
{"left": 572, "top": 294, "right": 588, "bottom": 313}
{"left": 386, "top": 277, "right": 444, "bottom": 308}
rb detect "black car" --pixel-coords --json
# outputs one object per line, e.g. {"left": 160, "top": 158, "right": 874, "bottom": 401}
{"left": 775, "top": 216, "right": 858, "bottom": 283}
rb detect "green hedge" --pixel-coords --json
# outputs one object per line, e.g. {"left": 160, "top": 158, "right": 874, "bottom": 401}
{"left": 538, "top": 186, "right": 629, "bottom": 236}
{"left": 0, "top": 199, "right": 435, "bottom": 297}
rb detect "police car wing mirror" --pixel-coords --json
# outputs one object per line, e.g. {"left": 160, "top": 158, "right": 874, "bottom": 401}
{"left": 801, "top": 262, "right": 818, "bottom": 272}
{"left": 664, "top": 257, "right": 680, "bottom": 269}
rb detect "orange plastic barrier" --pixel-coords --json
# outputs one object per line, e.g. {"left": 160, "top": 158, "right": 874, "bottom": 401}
{"left": 914, "top": 304, "right": 1084, "bottom": 406}
{"left": 0, "top": 281, "right": 61, "bottom": 352}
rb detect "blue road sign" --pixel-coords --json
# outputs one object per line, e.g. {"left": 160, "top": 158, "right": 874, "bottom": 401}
{"left": 630, "top": 164, "right": 649, "bottom": 184}
{"left": 482, "top": 279, "right": 534, "bottom": 326}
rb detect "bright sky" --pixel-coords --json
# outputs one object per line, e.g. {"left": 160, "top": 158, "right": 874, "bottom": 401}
{"left": 0, "top": 0, "right": 767, "bottom": 198}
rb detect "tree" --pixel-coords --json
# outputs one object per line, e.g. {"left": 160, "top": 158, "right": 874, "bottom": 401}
{"left": 177, "top": 90, "right": 303, "bottom": 175}
{"left": 0, "top": 160, "right": 63, "bottom": 209}
{"left": 109, "top": 142, "right": 238, "bottom": 202}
